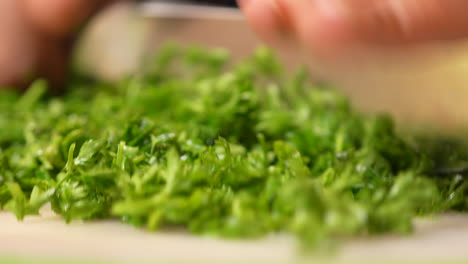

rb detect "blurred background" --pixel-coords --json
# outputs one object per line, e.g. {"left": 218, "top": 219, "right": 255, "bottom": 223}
{"left": 75, "top": 0, "right": 468, "bottom": 133}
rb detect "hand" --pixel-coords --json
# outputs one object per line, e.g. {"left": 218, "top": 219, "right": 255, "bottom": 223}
{"left": 0, "top": 0, "right": 108, "bottom": 89}
{"left": 239, "top": 0, "right": 468, "bottom": 57}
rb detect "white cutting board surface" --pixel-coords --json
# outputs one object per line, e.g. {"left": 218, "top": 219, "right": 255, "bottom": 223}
{"left": 1, "top": 208, "right": 468, "bottom": 264}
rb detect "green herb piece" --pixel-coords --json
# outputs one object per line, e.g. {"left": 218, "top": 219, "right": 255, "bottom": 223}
{"left": 0, "top": 45, "right": 467, "bottom": 247}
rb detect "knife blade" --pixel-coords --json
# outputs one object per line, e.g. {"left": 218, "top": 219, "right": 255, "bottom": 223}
{"left": 138, "top": 0, "right": 243, "bottom": 20}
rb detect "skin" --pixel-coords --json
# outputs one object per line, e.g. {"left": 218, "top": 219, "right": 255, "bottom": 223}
{"left": 2, "top": 0, "right": 468, "bottom": 88}
{"left": 238, "top": 0, "right": 468, "bottom": 57}
{"left": 0, "top": 0, "right": 108, "bottom": 89}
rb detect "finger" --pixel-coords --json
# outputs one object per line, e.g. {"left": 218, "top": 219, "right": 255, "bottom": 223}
{"left": 36, "top": 37, "right": 69, "bottom": 93}
{"left": 239, "top": 0, "right": 355, "bottom": 57}
{"left": 0, "top": 0, "right": 39, "bottom": 88}
{"left": 277, "top": 0, "right": 468, "bottom": 55}
{"left": 274, "top": 0, "right": 368, "bottom": 57}
{"left": 22, "top": 0, "right": 110, "bottom": 37}
{"left": 353, "top": 0, "right": 468, "bottom": 43}
{"left": 238, "top": 0, "right": 286, "bottom": 42}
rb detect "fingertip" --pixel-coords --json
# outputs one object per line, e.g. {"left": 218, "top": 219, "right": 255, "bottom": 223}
{"left": 239, "top": 0, "right": 287, "bottom": 43}
{"left": 0, "top": 0, "right": 39, "bottom": 89}
{"left": 290, "top": 0, "right": 356, "bottom": 59}
{"left": 23, "top": 0, "right": 101, "bottom": 36}
{"left": 297, "top": 9, "right": 355, "bottom": 58}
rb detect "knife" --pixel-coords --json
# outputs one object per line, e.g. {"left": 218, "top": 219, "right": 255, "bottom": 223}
{"left": 138, "top": 0, "right": 243, "bottom": 20}
{"left": 74, "top": 0, "right": 259, "bottom": 80}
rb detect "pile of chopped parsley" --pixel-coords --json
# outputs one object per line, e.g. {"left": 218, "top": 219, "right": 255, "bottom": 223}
{"left": 0, "top": 45, "right": 467, "bottom": 246}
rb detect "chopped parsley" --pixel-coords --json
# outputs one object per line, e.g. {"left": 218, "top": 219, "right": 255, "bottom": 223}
{"left": 0, "top": 45, "right": 467, "bottom": 247}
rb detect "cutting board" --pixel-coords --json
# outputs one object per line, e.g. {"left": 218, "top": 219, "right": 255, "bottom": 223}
{"left": 1, "top": 208, "right": 468, "bottom": 264}
{"left": 3, "top": 3, "right": 468, "bottom": 264}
